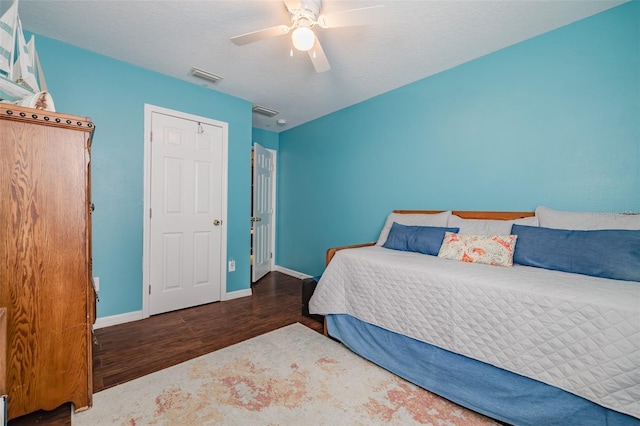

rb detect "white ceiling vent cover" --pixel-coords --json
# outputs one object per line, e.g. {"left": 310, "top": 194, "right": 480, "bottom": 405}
{"left": 190, "top": 67, "right": 223, "bottom": 84}
{"left": 252, "top": 105, "right": 279, "bottom": 117}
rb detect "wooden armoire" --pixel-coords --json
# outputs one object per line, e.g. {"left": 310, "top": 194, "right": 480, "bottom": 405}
{"left": 0, "top": 104, "right": 95, "bottom": 420}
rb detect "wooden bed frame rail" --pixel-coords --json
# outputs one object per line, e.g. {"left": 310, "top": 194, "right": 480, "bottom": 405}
{"left": 325, "top": 210, "right": 534, "bottom": 265}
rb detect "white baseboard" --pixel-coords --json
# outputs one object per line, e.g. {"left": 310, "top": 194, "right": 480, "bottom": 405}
{"left": 222, "top": 288, "right": 252, "bottom": 301}
{"left": 275, "top": 265, "right": 312, "bottom": 280}
{"left": 94, "top": 290, "right": 253, "bottom": 329}
{"left": 95, "top": 288, "right": 252, "bottom": 330}
{"left": 1, "top": 394, "right": 6, "bottom": 426}
{"left": 94, "top": 310, "right": 144, "bottom": 329}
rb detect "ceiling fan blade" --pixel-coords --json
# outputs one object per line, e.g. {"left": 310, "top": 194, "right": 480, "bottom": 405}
{"left": 317, "top": 5, "right": 385, "bottom": 29}
{"left": 308, "top": 37, "right": 330, "bottom": 73}
{"left": 231, "top": 25, "right": 290, "bottom": 46}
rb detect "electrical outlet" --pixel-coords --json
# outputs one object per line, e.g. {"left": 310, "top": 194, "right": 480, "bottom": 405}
{"left": 228, "top": 259, "right": 235, "bottom": 272}
{"left": 93, "top": 276, "right": 100, "bottom": 291}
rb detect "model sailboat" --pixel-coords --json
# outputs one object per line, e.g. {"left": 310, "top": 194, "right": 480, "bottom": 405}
{"left": 0, "top": 0, "right": 54, "bottom": 109}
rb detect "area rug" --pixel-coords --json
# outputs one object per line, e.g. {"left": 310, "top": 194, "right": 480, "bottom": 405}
{"left": 73, "top": 323, "right": 498, "bottom": 425}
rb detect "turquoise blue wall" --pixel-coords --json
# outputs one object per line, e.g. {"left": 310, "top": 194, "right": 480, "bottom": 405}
{"left": 252, "top": 127, "right": 279, "bottom": 151}
{"left": 24, "top": 2, "right": 639, "bottom": 314}
{"left": 33, "top": 36, "right": 253, "bottom": 318}
{"left": 277, "top": 2, "right": 640, "bottom": 277}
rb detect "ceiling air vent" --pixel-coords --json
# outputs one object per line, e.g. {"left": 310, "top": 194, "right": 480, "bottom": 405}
{"left": 190, "top": 67, "right": 223, "bottom": 84}
{"left": 252, "top": 105, "right": 279, "bottom": 117}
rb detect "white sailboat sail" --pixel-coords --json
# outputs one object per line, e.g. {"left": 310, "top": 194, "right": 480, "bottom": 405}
{"left": 11, "top": 16, "right": 38, "bottom": 92}
{"left": 0, "top": 0, "right": 18, "bottom": 77}
{"left": 34, "top": 49, "right": 46, "bottom": 91}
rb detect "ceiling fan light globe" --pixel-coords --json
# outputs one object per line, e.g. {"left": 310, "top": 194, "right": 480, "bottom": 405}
{"left": 292, "top": 27, "right": 315, "bottom": 51}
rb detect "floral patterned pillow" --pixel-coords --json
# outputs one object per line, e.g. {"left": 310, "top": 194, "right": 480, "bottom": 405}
{"left": 437, "top": 232, "right": 518, "bottom": 267}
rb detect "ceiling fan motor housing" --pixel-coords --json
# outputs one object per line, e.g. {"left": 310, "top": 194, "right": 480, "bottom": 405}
{"left": 289, "top": 0, "right": 321, "bottom": 29}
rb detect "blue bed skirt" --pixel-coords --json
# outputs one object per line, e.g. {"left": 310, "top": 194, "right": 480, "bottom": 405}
{"left": 326, "top": 314, "right": 639, "bottom": 426}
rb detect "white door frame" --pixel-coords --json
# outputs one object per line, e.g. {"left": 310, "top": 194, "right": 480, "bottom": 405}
{"left": 142, "top": 104, "right": 228, "bottom": 319}
{"left": 266, "top": 148, "right": 277, "bottom": 273}
{"left": 250, "top": 144, "right": 277, "bottom": 280}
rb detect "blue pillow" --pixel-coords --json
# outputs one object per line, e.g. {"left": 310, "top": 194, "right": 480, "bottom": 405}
{"left": 511, "top": 224, "right": 640, "bottom": 282}
{"left": 383, "top": 222, "right": 459, "bottom": 256}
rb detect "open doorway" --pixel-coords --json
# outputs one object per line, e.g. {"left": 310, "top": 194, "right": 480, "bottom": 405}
{"left": 251, "top": 143, "right": 276, "bottom": 283}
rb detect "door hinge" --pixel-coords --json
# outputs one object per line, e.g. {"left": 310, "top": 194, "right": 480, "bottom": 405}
{"left": 150, "top": 131, "right": 153, "bottom": 142}
{"left": 150, "top": 208, "right": 152, "bottom": 219}
{"left": 270, "top": 252, "right": 273, "bottom": 259}
{"left": 148, "top": 285, "right": 151, "bottom": 295}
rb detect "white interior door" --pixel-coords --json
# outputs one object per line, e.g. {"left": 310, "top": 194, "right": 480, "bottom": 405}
{"left": 149, "top": 111, "right": 224, "bottom": 315}
{"left": 251, "top": 143, "right": 273, "bottom": 282}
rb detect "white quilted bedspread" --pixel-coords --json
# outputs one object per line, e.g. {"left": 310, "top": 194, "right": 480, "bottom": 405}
{"left": 309, "top": 246, "right": 640, "bottom": 418}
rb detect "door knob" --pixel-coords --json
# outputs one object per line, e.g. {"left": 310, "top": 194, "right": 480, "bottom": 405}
{"left": 213, "top": 219, "right": 222, "bottom": 226}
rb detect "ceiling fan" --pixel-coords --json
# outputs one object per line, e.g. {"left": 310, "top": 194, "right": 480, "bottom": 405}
{"left": 230, "top": 0, "right": 384, "bottom": 73}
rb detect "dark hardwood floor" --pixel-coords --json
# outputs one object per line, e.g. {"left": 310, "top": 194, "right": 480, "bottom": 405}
{"left": 9, "top": 272, "right": 323, "bottom": 426}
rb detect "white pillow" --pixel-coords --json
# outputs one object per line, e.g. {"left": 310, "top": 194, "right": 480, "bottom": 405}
{"left": 535, "top": 206, "right": 640, "bottom": 230}
{"left": 376, "top": 211, "right": 452, "bottom": 246}
{"left": 448, "top": 215, "right": 538, "bottom": 236}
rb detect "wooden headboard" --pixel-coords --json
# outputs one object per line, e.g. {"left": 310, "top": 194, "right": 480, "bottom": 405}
{"left": 393, "top": 210, "right": 534, "bottom": 220}
{"left": 325, "top": 210, "right": 535, "bottom": 265}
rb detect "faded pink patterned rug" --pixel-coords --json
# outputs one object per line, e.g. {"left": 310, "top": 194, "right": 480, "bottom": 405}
{"left": 74, "top": 323, "right": 498, "bottom": 425}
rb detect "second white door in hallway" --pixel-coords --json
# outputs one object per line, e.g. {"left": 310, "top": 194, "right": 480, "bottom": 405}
{"left": 252, "top": 143, "right": 273, "bottom": 282}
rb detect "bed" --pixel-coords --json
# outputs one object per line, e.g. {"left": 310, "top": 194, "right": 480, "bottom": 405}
{"left": 309, "top": 208, "right": 640, "bottom": 426}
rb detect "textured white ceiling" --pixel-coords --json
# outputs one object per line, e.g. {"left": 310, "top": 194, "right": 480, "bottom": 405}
{"left": 6, "top": 0, "right": 627, "bottom": 131}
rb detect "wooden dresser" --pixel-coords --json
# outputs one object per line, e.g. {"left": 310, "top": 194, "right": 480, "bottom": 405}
{"left": 0, "top": 105, "right": 95, "bottom": 420}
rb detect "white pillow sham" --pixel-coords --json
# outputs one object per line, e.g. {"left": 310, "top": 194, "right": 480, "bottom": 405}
{"left": 376, "top": 211, "right": 452, "bottom": 246}
{"left": 448, "top": 215, "right": 538, "bottom": 236}
{"left": 536, "top": 206, "right": 640, "bottom": 230}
